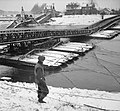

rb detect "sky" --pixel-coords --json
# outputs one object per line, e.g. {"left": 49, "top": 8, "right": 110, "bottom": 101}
{"left": 0, "top": 0, "right": 120, "bottom": 11}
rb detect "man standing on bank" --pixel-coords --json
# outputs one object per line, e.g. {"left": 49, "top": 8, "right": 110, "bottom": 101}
{"left": 34, "top": 55, "right": 49, "bottom": 103}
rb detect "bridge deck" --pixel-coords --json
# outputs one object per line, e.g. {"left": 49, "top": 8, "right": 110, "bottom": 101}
{"left": 0, "top": 25, "right": 92, "bottom": 45}
{"left": 0, "top": 25, "right": 87, "bottom": 32}
{"left": 0, "top": 15, "right": 120, "bottom": 45}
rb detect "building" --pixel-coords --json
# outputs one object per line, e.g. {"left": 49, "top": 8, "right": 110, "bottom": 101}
{"left": 65, "top": 2, "right": 81, "bottom": 15}
{"left": 99, "top": 8, "right": 112, "bottom": 15}
{"left": 81, "top": 3, "right": 98, "bottom": 15}
{"left": 65, "top": 1, "right": 98, "bottom": 15}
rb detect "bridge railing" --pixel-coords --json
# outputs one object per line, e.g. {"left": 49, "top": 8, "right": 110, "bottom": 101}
{"left": 0, "top": 28, "right": 92, "bottom": 44}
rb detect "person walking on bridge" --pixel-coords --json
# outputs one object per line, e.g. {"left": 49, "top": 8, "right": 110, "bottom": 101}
{"left": 34, "top": 55, "right": 49, "bottom": 103}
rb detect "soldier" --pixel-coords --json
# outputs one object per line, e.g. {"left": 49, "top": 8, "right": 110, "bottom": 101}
{"left": 34, "top": 55, "right": 49, "bottom": 103}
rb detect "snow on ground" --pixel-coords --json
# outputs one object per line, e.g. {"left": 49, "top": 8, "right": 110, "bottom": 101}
{"left": 0, "top": 81, "right": 120, "bottom": 111}
{"left": 46, "top": 15, "right": 115, "bottom": 26}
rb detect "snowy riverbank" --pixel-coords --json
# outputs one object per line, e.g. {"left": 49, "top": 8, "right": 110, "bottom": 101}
{"left": 46, "top": 15, "right": 115, "bottom": 26}
{"left": 0, "top": 81, "right": 120, "bottom": 111}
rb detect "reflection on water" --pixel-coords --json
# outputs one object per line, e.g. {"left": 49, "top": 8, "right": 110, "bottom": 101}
{"left": 0, "top": 33, "right": 120, "bottom": 92}
{"left": 0, "top": 66, "right": 34, "bottom": 83}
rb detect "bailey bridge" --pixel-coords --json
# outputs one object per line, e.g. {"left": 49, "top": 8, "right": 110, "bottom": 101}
{"left": 0, "top": 15, "right": 120, "bottom": 45}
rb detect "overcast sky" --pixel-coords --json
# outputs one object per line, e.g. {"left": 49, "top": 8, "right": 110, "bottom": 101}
{"left": 0, "top": 0, "right": 120, "bottom": 11}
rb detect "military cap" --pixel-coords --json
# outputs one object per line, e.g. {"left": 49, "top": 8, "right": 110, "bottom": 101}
{"left": 38, "top": 55, "right": 45, "bottom": 62}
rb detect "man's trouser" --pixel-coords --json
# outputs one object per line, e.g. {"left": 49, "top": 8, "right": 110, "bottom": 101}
{"left": 37, "top": 80, "right": 49, "bottom": 100}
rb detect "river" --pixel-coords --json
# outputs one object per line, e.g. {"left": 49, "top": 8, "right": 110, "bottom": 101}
{"left": 0, "top": 22, "right": 120, "bottom": 92}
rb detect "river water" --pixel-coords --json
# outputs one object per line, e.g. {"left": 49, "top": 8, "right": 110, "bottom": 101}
{"left": 0, "top": 23, "right": 120, "bottom": 92}
{"left": 46, "top": 35, "right": 120, "bottom": 92}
